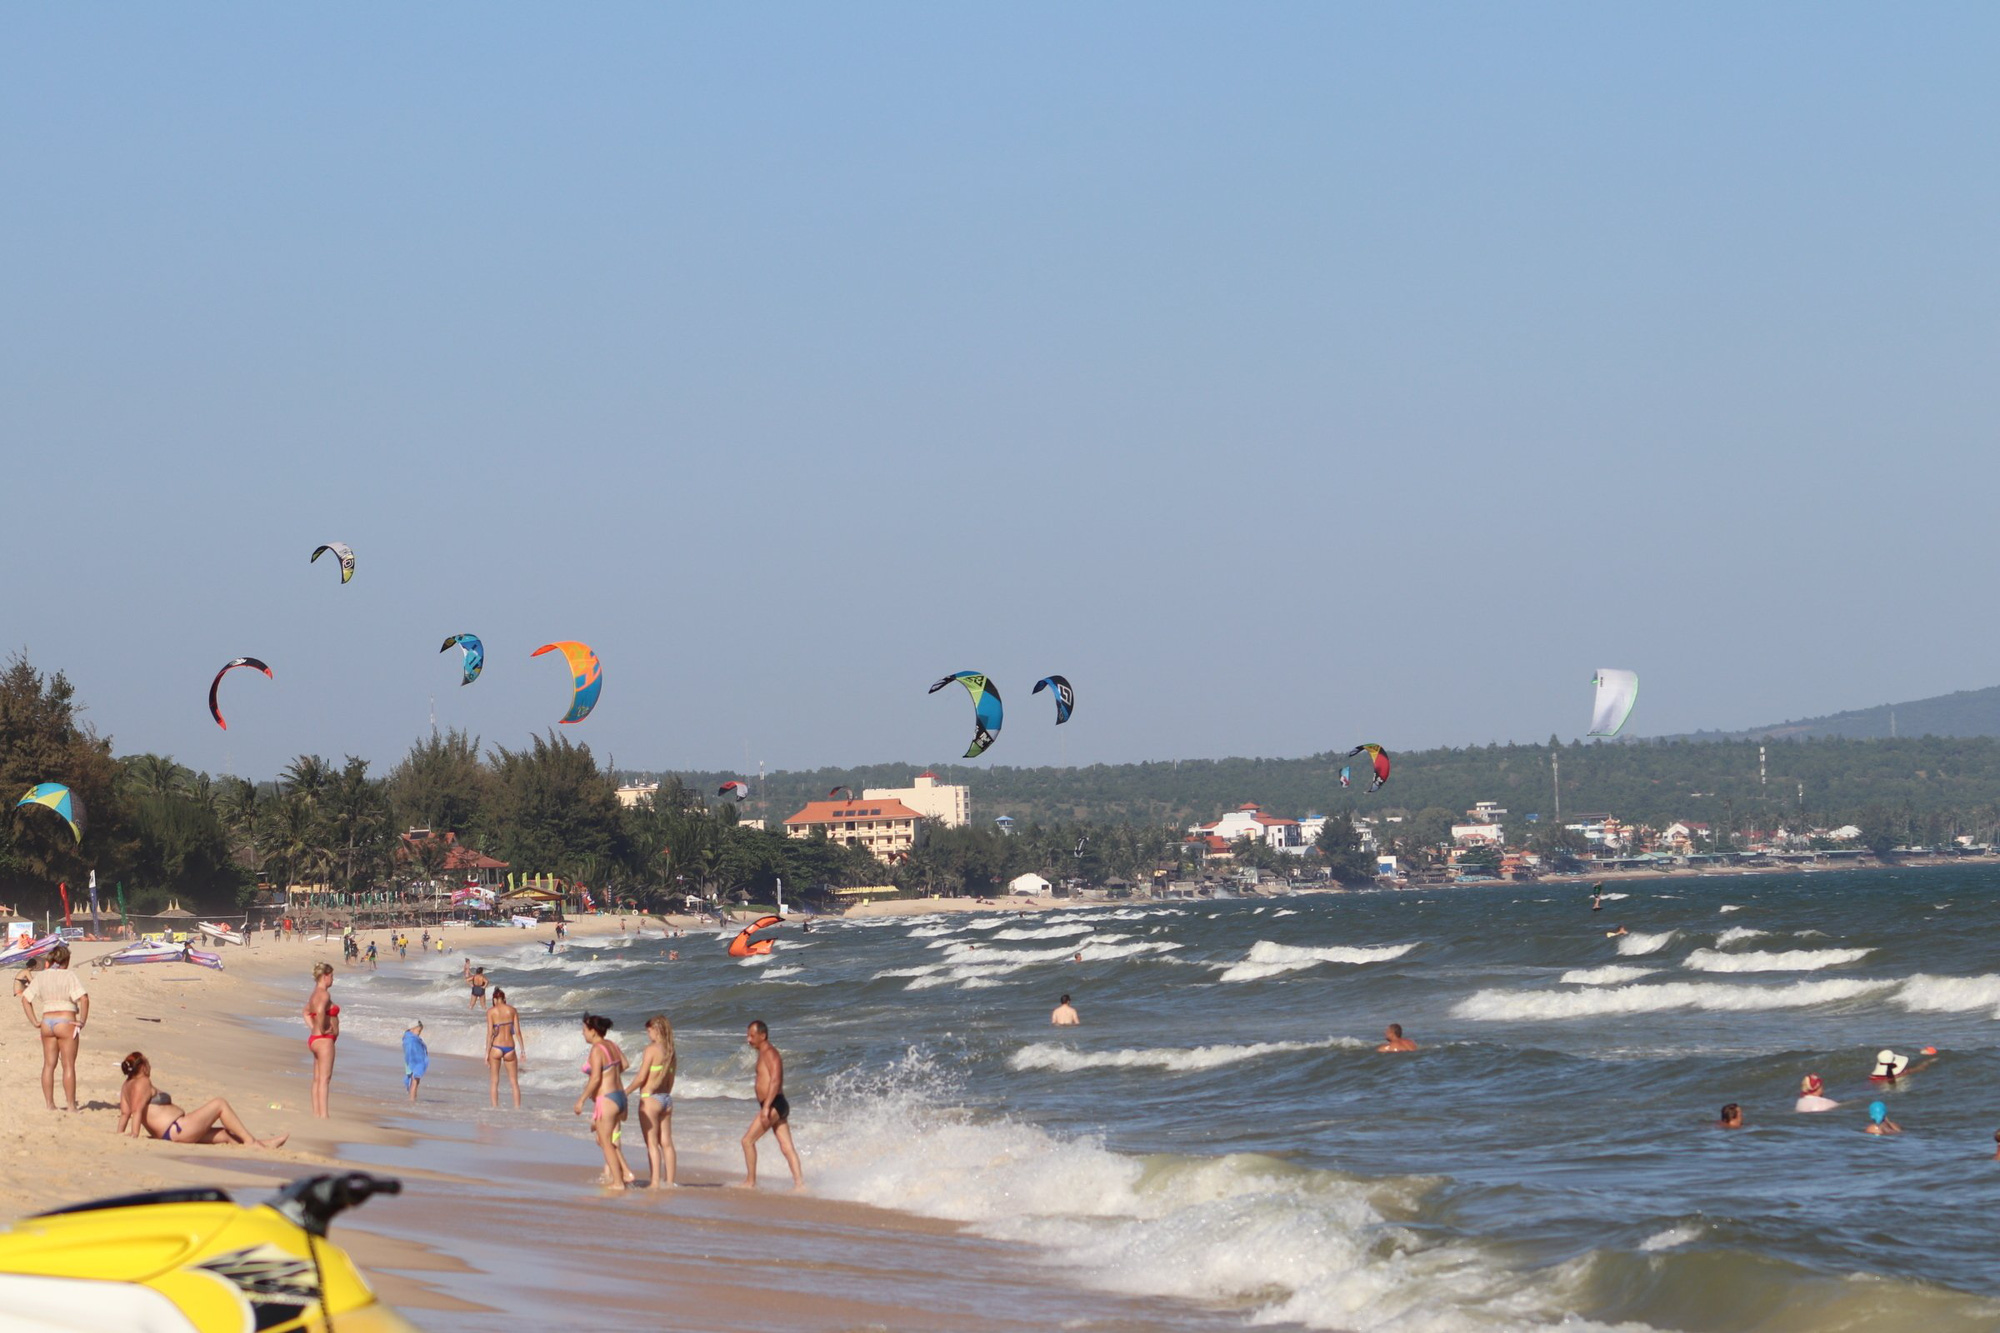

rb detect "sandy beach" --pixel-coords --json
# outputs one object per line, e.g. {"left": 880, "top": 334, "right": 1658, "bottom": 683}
{"left": 0, "top": 915, "right": 1204, "bottom": 1331}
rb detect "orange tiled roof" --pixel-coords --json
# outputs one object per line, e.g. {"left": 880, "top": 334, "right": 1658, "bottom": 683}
{"left": 783, "top": 798, "right": 924, "bottom": 826}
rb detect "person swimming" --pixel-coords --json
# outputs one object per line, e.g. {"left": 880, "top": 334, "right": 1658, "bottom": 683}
{"left": 1864, "top": 1101, "right": 1901, "bottom": 1135}
{"left": 1377, "top": 1023, "right": 1417, "bottom": 1053}
{"left": 1795, "top": 1074, "right": 1839, "bottom": 1113}
{"left": 1869, "top": 1048, "right": 1938, "bottom": 1084}
{"left": 1717, "top": 1103, "right": 1744, "bottom": 1129}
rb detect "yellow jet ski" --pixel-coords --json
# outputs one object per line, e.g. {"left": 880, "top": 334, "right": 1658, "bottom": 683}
{"left": 0, "top": 1171, "right": 419, "bottom": 1332}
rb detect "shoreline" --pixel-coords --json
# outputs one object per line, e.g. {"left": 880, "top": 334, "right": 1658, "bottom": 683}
{"left": 0, "top": 921, "right": 1230, "bottom": 1331}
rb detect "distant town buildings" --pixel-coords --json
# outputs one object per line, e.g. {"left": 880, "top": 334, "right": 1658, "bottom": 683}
{"left": 615, "top": 781, "right": 659, "bottom": 809}
{"left": 1186, "top": 803, "right": 1333, "bottom": 857}
{"left": 864, "top": 772, "right": 969, "bottom": 828}
{"left": 783, "top": 796, "right": 928, "bottom": 863}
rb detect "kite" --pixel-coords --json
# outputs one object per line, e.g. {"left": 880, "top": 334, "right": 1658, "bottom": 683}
{"left": 208, "top": 658, "right": 273, "bottom": 730}
{"left": 1347, "top": 743, "right": 1391, "bottom": 792}
{"left": 1033, "top": 675, "right": 1075, "bottom": 724}
{"left": 727, "top": 914, "right": 783, "bottom": 958}
{"left": 310, "top": 542, "right": 356, "bottom": 584}
{"left": 1339, "top": 766, "right": 1351, "bottom": 789}
{"left": 530, "top": 641, "right": 602, "bottom": 724}
{"left": 15, "top": 784, "right": 84, "bottom": 842}
{"left": 1589, "top": 669, "right": 1640, "bottom": 738}
{"left": 827, "top": 786, "right": 854, "bottom": 801}
{"left": 719, "top": 781, "right": 751, "bottom": 801}
{"left": 929, "top": 671, "right": 1003, "bottom": 758}
{"left": 440, "top": 634, "right": 485, "bottom": 686}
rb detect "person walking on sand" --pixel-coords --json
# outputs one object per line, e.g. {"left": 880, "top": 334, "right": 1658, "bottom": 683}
{"left": 738, "top": 1019, "right": 804, "bottom": 1189}
{"left": 1377, "top": 1023, "right": 1417, "bottom": 1053}
{"left": 1051, "top": 995, "right": 1080, "bottom": 1026}
{"left": 21, "top": 944, "right": 88, "bottom": 1111}
{"left": 628, "top": 1015, "right": 678, "bottom": 1188}
{"left": 364, "top": 939, "right": 377, "bottom": 970}
{"left": 573, "top": 1014, "right": 633, "bottom": 1189}
{"left": 304, "top": 962, "right": 339, "bottom": 1119}
{"left": 117, "top": 1053, "right": 288, "bottom": 1147}
{"left": 465, "top": 961, "right": 488, "bottom": 1010}
{"left": 487, "top": 987, "right": 525, "bottom": 1109}
{"left": 403, "top": 1021, "right": 429, "bottom": 1102}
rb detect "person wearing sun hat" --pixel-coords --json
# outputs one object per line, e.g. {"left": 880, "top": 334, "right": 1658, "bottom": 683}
{"left": 1869, "top": 1047, "right": 1939, "bottom": 1084}
{"left": 1795, "top": 1074, "right": 1839, "bottom": 1113}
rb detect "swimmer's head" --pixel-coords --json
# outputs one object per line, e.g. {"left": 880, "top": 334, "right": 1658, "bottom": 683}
{"left": 1719, "top": 1103, "right": 1742, "bottom": 1126}
{"left": 1801, "top": 1074, "right": 1824, "bottom": 1096}
{"left": 1059, "top": 995, "right": 1071, "bottom": 1006}
{"left": 1386, "top": 1023, "right": 1404, "bottom": 1039}
{"left": 1869, "top": 1101, "right": 1887, "bottom": 1124}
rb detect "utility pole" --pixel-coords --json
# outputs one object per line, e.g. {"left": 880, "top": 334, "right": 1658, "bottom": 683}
{"left": 1759, "top": 746, "right": 1766, "bottom": 786}
{"left": 1551, "top": 751, "right": 1561, "bottom": 825}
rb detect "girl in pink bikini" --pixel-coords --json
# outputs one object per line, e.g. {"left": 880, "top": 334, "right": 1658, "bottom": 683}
{"left": 304, "top": 961, "right": 339, "bottom": 1118}
{"left": 573, "top": 1014, "right": 633, "bottom": 1189}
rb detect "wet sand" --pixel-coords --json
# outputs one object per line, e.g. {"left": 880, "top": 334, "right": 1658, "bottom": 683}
{"left": 0, "top": 922, "right": 1242, "bottom": 1331}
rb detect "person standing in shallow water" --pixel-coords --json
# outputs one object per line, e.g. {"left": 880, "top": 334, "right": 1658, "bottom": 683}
{"left": 738, "top": 1019, "right": 804, "bottom": 1189}
{"left": 487, "top": 987, "right": 525, "bottom": 1109}
{"left": 1051, "top": 995, "right": 1080, "bottom": 1026}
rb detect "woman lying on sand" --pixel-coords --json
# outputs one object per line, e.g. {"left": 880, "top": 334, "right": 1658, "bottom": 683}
{"left": 115, "top": 1052, "right": 289, "bottom": 1148}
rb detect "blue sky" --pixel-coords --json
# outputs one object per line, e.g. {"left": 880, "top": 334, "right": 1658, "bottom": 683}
{"left": 4, "top": 5, "right": 1996, "bottom": 779}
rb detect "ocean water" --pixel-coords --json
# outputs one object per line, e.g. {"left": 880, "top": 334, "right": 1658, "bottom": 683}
{"left": 328, "top": 868, "right": 2000, "bottom": 1332}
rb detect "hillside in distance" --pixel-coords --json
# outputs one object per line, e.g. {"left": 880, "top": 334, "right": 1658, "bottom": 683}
{"left": 1678, "top": 685, "right": 2000, "bottom": 742}
{"left": 631, "top": 734, "right": 2000, "bottom": 834}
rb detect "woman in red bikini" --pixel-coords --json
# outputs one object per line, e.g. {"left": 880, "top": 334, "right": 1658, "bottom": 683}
{"left": 304, "top": 961, "right": 340, "bottom": 1118}
{"left": 117, "top": 1052, "right": 288, "bottom": 1148}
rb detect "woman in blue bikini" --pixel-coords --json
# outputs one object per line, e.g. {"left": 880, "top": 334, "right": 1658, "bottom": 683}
{"left": 628, "top": 1014, "right": 678, "bottom": 1188}
{"left": 486, "top": 987, "right": 525, "bottom": 1109}
{"left": 117, "top": 1052, "right": 288, "bottom": 1148}
{"left": 573, "top": 1014, "right": 633, "bottom": 1189}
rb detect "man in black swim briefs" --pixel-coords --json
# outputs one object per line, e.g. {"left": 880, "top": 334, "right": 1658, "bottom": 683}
{"left": 738, "top": 1019, "right": 803, "bottom": 1189}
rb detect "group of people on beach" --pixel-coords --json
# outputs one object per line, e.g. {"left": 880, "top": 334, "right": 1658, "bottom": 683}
{"left": 12, "top": 943, "right": 290, "bottom": 1147}
{"left": 295, "top": 941, "right": 804, "bottom": 1191}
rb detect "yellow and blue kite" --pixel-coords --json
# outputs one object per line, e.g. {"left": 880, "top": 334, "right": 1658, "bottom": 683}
{"left": 929, "top": 671, "right": 1003, "bottom": 758}
{"left": 15, "top": 784, "right": 84, "bottom": 842}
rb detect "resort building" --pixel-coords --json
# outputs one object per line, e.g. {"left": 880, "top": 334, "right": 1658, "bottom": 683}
{"left": 783, "top": 797, "right": 928, "bottom": 863}
{"left": 1187, "top": 803, "right": 1307, "bottom": 852}
{"left": 862, "top": 772, "right": 970, "bottom": 828}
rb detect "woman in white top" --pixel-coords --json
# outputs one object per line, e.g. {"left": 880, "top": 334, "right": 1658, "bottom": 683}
{"left": 19, "top": 944, "right": 89, "bottom": 1111}
{"left": 1795, "top": 1073, "right": 1839, "bottom": 1113}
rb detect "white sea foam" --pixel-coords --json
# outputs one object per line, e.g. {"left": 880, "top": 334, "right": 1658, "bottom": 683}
{"left": 1010, "top": 1037, "right": 1362, "bottom": 1074}
{"left": 1719, "top": 905, "right": 1742, "bottom": 913}
{"left": 1559, "top": 965, "right": 1658, "bottom": 986}
{"left": 1215, "top": 941, "right": 1419, "bottom": 984}
{"left": 1891, "top": 973, "right": 2000, "bottom": 1014}
{"left": 1615, "top": 930, "right": 1678, "bottom": 956}
{"left": 1714, "top": 927, "right": 1768, "bottom": 947}
{"left": 806, "top": 1054, "right": 1628, "bottom": 1332}
{"left": 1272, "top": 909, "right": 1298, "bottom": 917}
{"left": 905, "top": 925, "right": 958, "bottom": 938}
{"left": 1599, "top": 891, "right": 1630, "bottom": 901}
{"left": 758, "top": 965, "right": 803, "bottom": 979}
{"left": 1682, "top": 947, "right": 1872, "bottom": 973}
{"left": 1639, "top": 1224, "right": 1704, "bottom": 1252}
{"left": 991, "top": 923, "right": 1095, "bottom": 941}
{"left": 1453, "top": 977, "right": 1892, "bottom": 1021}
